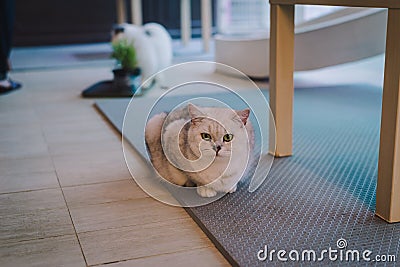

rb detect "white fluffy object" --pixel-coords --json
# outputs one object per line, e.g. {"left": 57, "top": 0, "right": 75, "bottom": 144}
{"left": 112, "top": 23, "right": 172, "bottom": 89}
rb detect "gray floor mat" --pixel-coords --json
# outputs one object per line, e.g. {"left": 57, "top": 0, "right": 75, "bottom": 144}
{"left": 95, "top": 85, "right": 399, "bottom": 266}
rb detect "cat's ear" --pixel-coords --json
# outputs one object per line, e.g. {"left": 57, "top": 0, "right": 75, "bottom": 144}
{"left": 188, "top": 103, "right": 204, "bottom": 124}
{"left": 236, "top": 108, "right": 250, "bottom": 125}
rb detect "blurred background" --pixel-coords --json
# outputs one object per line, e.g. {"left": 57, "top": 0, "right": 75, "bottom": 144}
{"left": 13, "top": 0, "right": 342, "bottom": 46}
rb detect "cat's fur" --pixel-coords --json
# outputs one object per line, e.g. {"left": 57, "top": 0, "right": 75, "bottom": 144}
{"left": 145, "top": 103, "right": 254, "bottom": 197}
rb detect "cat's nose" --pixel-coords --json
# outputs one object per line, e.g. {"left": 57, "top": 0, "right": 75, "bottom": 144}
{"left": 213, "top": 144, "right": 222, "bottom": 153}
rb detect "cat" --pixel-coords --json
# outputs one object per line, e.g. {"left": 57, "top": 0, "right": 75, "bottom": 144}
{"left": 145, "top": 103, "right": 254, "bottom": 198}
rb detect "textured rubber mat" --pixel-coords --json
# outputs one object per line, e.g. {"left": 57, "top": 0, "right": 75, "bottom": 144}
{"left": 96, "top": 85, "right": 400, "bottom": 266}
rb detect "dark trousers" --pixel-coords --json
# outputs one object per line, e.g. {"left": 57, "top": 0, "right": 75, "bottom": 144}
{"left": 0, "top": 0, "right": 15, "bottom": 79}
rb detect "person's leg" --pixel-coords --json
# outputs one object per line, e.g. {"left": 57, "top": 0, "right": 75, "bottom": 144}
{"left": 0, "top": 0, "right": 21, "bottom": 93}
{"left": 0, "top": 0, "right": 14, "bottom": 77}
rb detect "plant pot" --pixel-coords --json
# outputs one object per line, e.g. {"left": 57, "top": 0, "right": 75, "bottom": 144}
{"left": 112, "top": 68, "right": 141, "bottom": 94}
{"left": 81, "top": 68, "right": 142, "bottom": 98}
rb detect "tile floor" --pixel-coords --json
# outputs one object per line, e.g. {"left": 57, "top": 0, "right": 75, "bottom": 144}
{"left": 0, "top": 65, "right": 229, "bottom": 266}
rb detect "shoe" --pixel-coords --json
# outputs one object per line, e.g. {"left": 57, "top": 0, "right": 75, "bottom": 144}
{"left": 0, "top": 79, "right": 22, "bottom": 95}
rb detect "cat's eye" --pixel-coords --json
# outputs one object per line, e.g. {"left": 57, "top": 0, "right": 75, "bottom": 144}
{"left": 223, "top": 134, "right": 234, "bottom": 142}
{"left": 201, "top": 133, "right": 212, "bottom": 141}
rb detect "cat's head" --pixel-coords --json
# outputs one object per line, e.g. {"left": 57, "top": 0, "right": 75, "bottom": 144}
{"left": 186, "top": 103, "right": 250, "bottom": 161}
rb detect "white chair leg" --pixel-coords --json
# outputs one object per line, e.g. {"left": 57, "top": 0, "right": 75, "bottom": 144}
{"left": 201, "top": 0, "right": 212, "bottom": 52}
{"left": 130, "top": 0, "right": 142, "bottom": 25}
{"left": 181, "top": 0, "right": 191, "bottom": 46}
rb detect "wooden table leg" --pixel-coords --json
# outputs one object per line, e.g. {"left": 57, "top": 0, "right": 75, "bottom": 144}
{"left": 376, "top": 8, "right": 400, "bottom": 223}
{"left": 269, "top": 4, "right": 295, "bottom": 157}
{"left": 116, "top": 0, "right": 127, "bottom": 24}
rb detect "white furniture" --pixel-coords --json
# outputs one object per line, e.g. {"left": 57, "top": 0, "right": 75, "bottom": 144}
{"left": 215, "top": 8, "right": 387, "bottom": 78}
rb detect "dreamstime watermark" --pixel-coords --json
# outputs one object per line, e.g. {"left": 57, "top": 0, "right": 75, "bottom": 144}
{"left": 257, "top": 238, "right": 397, "bottom": 263}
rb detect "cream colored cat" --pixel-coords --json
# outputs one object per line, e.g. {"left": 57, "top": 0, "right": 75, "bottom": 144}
{"left": 145, "top": 103, "right": 254, "bottom": 198}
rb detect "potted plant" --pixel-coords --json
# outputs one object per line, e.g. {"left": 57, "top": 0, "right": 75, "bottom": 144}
{"left": 111, "top": 38, "right": 141, "bottom": 92}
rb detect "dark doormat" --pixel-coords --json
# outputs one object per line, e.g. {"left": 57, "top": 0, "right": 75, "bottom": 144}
{"left": 95, "top": 85, "right": 400, "bottom": 266}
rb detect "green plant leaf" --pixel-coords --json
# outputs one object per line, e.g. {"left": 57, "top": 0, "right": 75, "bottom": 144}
{"left": 111, "top": 39, "right": 138, "bottom": 71}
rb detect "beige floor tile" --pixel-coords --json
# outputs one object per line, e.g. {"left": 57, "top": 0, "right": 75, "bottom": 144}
{"left": 0, "top": 123, "right": 42, "bottom": 140}
{"left": 47, "top": 138, "right": 122, "bottom": 157}
{"left": 0, "top": 235, "right": 86, "bottom": 267}
{"left": 96, "top": 247, "right": 230, "bottom": 267}
{"left": 28, "top": 91, "right": 81, "bottom": 105}
{"left": 52, "top": 149, "right": 131, "bottom": 187}
{"left": 0, "top": 171, "right": 59, "bottom": 194}
{"left": 0, "top": 123, "right": 49, "bottom": 159}
{"left": 0, "top": 189, "right": 74, "bottom": 243}
{"left": 0, "top": 137, "right": 49, "bottom": 160}
{"left": 0, "top": 187, "right": 64, "bottom": 211}
{"left": 0, "top": 92, "right": 33, "bottom": 113}
{"left": 14, "top": 67, "right": 111, "bottom": 95}
{"left": 0, "top": 156, "right": 54, "bottom": 176}
{"left": 0, "top": 109, "right": 40, "bottom": 127}
{"left": 0, "top": 209, "right": 74, "bottom": 243}
{"left": 41, "top": 119, "right": 118, "bottom": 145}
{"left": 0, "top": 143, "right": 48, "bottom": 160}
{"left": 79, "top": 218, "right": 212, "bottom": 266}
{"left": 69, "top": 197, "right": 187, "bottom": 233}
{"left": 35, "top": 102, "right": 103, "bottom": 123}
{"left": 63, "top": 180, "right": 147, "bottom": 207}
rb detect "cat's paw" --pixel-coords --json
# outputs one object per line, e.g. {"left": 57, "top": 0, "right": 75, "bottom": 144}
{"left": 228, "top": 185, "right": 237, "bottom": 194}
{"left": 197, "top": 187, "right": 217, "bottom": 198}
